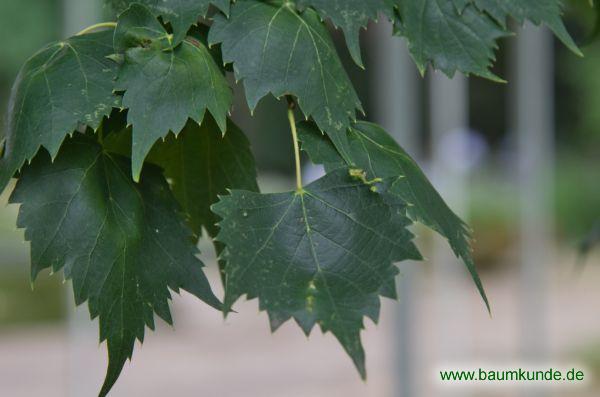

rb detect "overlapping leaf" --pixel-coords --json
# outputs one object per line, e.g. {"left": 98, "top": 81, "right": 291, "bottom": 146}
{"left": 209, "top": 0, "right": 362, "bottom": 159}
{"left": 213, "top": 169, "right": 421, "bottom": 377}
{"left": 396, "top": 0, "right": 580, "bottom": 79}
{"left": 150, "top": 117, "right": 259, "bottom": 282}
{"left": 298, "top": 122, "right": 489, "bottom": 311}
{"left": 470, "top": 0, "right": 581, "bottom": 55}
{"left": 0, "top": 30, "right": 119, "bottom": 192}
{"left": 107, "top": 0, "right": 230, "bottom": 44}
{"left": 396, "top": 0, "right": 508, "bottom": 80}
{"left": 295, "top": 0, "right": 395, "bottom": 67}
{"left": 150, "top": 117, "right": 258, "bottom": 237}
{"left": 114, "top": 3, "right": 232, "bottom": 180}
{"left": 10, "top": 135, "right": 221, "bottom": 397}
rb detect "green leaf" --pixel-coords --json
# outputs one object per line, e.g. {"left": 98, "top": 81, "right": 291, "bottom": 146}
{"left": 10, "top": 135, "right": 221, "bottom": 397}
{"left": 209, "top": 0, "right": 362, "bottom": 159}
{"left": 107, "top": 0, "right": 230, "bottom": 44}
{"left": 396, "top": 0, "right": 508, "bottom": 80}
{"left": 298, "top": 121, "right": 490, "bottom": 312}
{"left": 0, "top": 30, "right": 119, "bottom": 193}
{"left": 213, "top": 169, "right": 421, "bottom": 378}
{"left": 149, "top": 117, "right": 259, "bottom": 238}
{"left": 114, "top": 3, "right": 232, "bottom": 181}
{"left": 150, "top": 117, "right": 259, "bottom": 283}
{"left": 295, "top": 0, "right": 395, "bottom": 67}
{"left": 470, "top": 0, "right": 582, "bottom": 56}
{"left": 395, "top": 0, "right": 580, "bottom": 79}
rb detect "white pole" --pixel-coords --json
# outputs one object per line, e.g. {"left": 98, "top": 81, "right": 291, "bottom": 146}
{"left": 429, "top": 71, "right": 472, "bottom": 396}
{"left": 369, "top": 18, "right": 422, "bottom": 397}
{"left": 511, "top": 22, "right": 554, "bottom": 376}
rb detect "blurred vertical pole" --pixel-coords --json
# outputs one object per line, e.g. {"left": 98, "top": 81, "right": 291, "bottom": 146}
{"left": 63, "top": 2, "right": 103, "bottom": 396}
{"left": 429, "top": 73, "right": 469, "bottom": 219}
{"left": 369, "top": 18, "right": 421, "bottom": 397}
{"left": 429, "top": 71, "right": 472, "bottom": 395}
{"left": 63, "top": 0, "right": 102, "bottom": 36}
{"left": 511, "top": 23, "right": 554, "bottom": 382}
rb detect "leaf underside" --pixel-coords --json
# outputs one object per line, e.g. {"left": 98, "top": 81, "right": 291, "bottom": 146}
{"left": 10, "top": 135, "right": 221, "bottom": 397}
{"left": 213, "top": 169, "right": 421, "bottom": 377}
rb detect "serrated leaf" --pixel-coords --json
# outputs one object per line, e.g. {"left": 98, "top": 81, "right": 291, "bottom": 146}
{"left": 470, "top": 0, "right": 582, "bottom": 56}
{"left": 149, "top": 117, "right": 259, "bottom": 283}
{"left": 114, "top": 3, "right": 232, "bottom": 181}
{"left": 396, "top": 0, "right": 580, "bottom": 79}
{"left": 209, "top": 0, "right": 362, "bottom": 160}
{"left": 213, "top": 169, "right": 421, "bottom": 377}
{"left": 149, "top": 117, "right": 259, "bottom": 237}
{"left": 296, "top": 0, "right": 395, "bottom": 67}
{"left": 298, "top": 121, "right": 490, "bottom": 312}
{"left": 396, "top": 0, "right": 508, "bottom": 80}
{"left": 10, "top": 135, "right": 221, "bottom": 397}
{"left": 0, "top": 30, "right": 119, "bottom": 193}
{"left": 107, "top": 0, "right": 230, "bottom": 44}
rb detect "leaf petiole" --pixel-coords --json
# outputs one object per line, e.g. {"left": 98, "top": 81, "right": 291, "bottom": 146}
{"left": 76, "top": 22, "right": 117, "bottom": 36}
{"left": 287, "top": 98, "right": 303, "bottom": 192}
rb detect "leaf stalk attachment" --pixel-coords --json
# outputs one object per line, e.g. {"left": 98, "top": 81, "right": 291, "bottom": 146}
{"left": 287, "top": 97, "right": 303, "bottom": 191}
{"left": 76, "top": 22, "right": 118, "bottom": 36}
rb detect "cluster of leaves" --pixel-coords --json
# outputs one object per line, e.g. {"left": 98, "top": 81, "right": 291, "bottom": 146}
{"left": 0, "top": 0, "right": 579, "bottom": 395}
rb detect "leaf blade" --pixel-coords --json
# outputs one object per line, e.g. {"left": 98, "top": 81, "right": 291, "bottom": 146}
{"left": 107, "top": 0, "right": 230, "bottom": 44}
{"left": 209, "top": 0, "right": 362, "bottom": 158}
{"left": 298, "top": 121, "right": 490, "bottom": 312}
{"left": 10, "top": 135, "right": 221, "bottom": 397}
{"left": 296, "top": 0, "right": 395, "bottom": 67}
{"left": 213, "top": 169, "right": 421, "bottom": 377}
{"left": 114, "top": 3, "right": 233, "bottom": 180}
{"left": 0, "top": 30, "right": 119, "bottom": 192}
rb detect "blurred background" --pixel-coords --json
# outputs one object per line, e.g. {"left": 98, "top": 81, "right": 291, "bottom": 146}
{"left": 0, "top": 1, "right": 599, "bottom": 396}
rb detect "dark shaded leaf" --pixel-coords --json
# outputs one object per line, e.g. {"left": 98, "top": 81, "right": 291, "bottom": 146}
{"left": 150, "top": 117, "right": 259, "bottom": 283}
{"left": 149, "top": 117, "right": 259, "bottom": 237}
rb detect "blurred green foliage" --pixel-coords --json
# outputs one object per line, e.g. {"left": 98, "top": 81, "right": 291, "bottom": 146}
{"left": 0, "top": 270, "right": 64, "bottom": 327}
{"left": 0, "top": 1, "right": 59, "bottom": 76}
{"left": 555, "top": 155, "right": 600, "bottom": 239}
